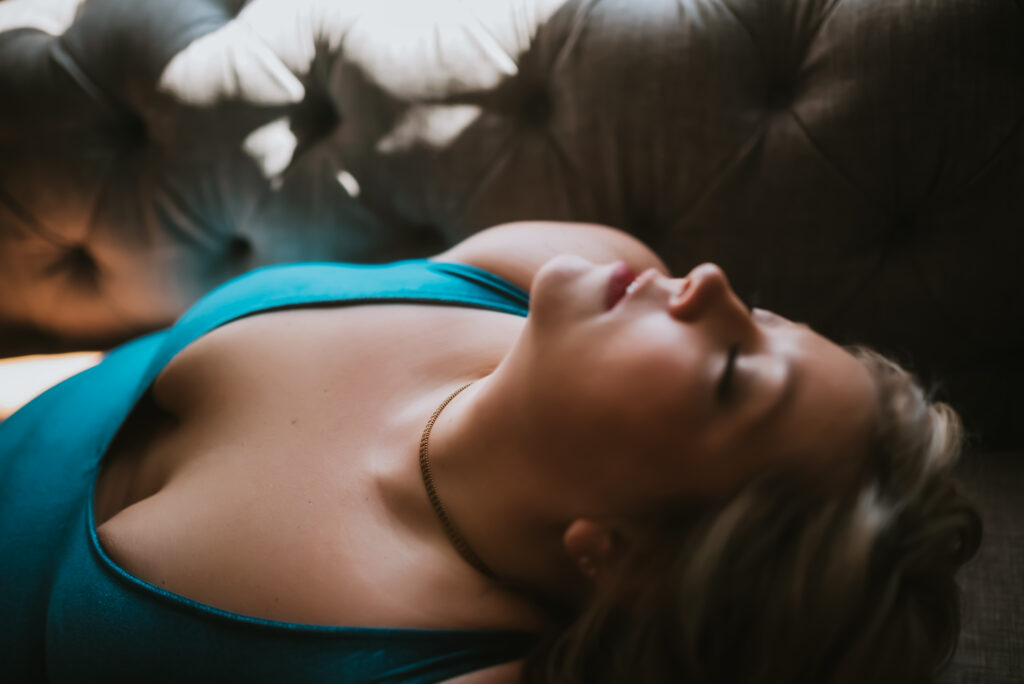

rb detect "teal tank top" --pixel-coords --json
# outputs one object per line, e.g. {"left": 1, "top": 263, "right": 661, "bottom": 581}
{"left": 0, "top": 260, "right": 534, "bottom": 683}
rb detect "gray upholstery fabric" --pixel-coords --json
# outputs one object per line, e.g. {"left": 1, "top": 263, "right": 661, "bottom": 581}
{"left": 943, "top": 454, "right": 1024, "bottom": 684}
{"left": 0, "top": 0, "right": 1021, "bottom": 681}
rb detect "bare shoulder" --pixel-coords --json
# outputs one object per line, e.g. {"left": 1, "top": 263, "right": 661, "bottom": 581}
{"left": 440, "top": 659, "right": 523, "bottom": 684}
{"left": 432, "top": 221, "right": 670, "bottom": 292}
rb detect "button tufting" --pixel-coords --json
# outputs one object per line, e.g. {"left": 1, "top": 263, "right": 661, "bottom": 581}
{"left": 66, "top": 245, "right": 96, "bottom": 270}
{"left": 48, "top": 245, "right": 100, "bottom": 288}
{"left": 887, "top": 212, "right": 918, "bottom": 249}
{"left": 110, "top": 116, "right": 148, "bottom": 150}
{"left": 765, "top": 84, "right": 793, "bottom": 110}
{"left": 226, "top": 235, "right": 252, "bottom": 259}
{"left": 520, "top": 86, "right": 554, "bottom": 127}
{"left": 290, "top": 90, "right": 342, "bottom": 147}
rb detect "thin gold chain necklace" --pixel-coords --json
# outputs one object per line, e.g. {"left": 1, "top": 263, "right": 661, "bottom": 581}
{"left": 418, "top": 382, "right": 496, "bottom": 578}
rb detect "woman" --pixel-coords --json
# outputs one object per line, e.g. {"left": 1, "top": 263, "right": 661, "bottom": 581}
{"left": 0, "top": 221, "right": 980, "bottom": 683}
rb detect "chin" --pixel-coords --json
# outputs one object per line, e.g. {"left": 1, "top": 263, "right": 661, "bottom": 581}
{"left": 533, "top": 254, "right": 595, "bottom": 287}
{"left": 528, "top": 255, "right": 603, "bottom": 323}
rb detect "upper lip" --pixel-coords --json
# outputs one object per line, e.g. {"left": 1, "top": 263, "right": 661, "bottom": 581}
{"left": 613, "top": 267, "right": 658, "bottom": 309}
{"left": 631, "top": 268, "right": 659, "bottom": 293}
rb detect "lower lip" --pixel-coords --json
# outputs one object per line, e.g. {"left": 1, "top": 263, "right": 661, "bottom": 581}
{"left": 605, "top": 262, "right": 637, "bottom": 310}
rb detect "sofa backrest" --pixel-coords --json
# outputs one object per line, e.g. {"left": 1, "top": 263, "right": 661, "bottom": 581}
{"left": 1, "top": 0, "right": 1021, "bottom": 445}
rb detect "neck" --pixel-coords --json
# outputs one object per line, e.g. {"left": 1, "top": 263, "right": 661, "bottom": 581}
{"left": 421, "top": 370, "right": 586, "bottom": 611}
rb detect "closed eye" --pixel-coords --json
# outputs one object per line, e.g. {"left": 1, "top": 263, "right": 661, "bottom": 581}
{"left": 717, "top": 343, "right": 740, "bottom": 401}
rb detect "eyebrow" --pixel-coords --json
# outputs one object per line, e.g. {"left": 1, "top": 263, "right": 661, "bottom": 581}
{"left": 717, "top": 343, "right": 740, "bottom": 401}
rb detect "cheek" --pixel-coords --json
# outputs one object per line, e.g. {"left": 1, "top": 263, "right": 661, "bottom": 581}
{"left": 579, "top": 340, "right": 708, "bottom": 440}
{"left": 606, "top": 329, "right": 705, "bottom": 401}
{"left": 526, "top": 310, "right": 714, "bottom": 450}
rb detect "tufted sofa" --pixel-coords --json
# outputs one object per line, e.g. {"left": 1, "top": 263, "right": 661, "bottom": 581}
{"left": 1, "top": 0, "right": 1021, "bottom": 681}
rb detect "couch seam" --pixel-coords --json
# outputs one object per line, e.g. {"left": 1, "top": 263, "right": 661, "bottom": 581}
{"left": 0, "top": 181, "right": 71, "bottom": 248}
{"left": 785, "top": 106, "right": 876, "bottom": 208}
{"left": 662, "top": 116, "right": 770, "bottom": 229}
{"left": 52, "top": 29, "right": 145, "bottom": 131}
{"left": 952, "top": 111, "right": 1024, "bottom": 199}
{"left": 804, "top": 0, "right": 844, "bottom": 56}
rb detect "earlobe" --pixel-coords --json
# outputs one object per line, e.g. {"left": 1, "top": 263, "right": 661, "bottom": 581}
{"left": 563, "top": 519, "right": 616, "bottom": 580}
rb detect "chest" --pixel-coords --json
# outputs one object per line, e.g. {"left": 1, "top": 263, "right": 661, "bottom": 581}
{"left": 158, "top": 303, "right": 513, "bottom": 410}
{"left": 92, "top": 303, "right": 528, "bottom": 628}
{"left": 136, "top": 304, "right": 518, "bottom": 520}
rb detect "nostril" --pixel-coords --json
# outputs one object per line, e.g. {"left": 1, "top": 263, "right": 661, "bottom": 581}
{"left": 674, "top": 277, "right": 692, "bottom": 301}
{"left": 671, "top": 265, "right": 743, "bottom": 322}
{"left": 668, "top": 276, "right": 703, "bottom": 319}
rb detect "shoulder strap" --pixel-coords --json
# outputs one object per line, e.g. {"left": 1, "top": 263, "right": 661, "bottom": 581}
{"left": 141, "top": 259, "right": 528, "bottom": 380}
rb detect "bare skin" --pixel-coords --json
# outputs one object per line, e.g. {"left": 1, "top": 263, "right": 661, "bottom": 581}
{"left": 93, "top": 222, "right": 666, "bottom": 682}
{"left": 93, "top": 221, "right": 877, "bottom": 683}
{"left": 94, "top": 304, "right": 542, "bottom": 631}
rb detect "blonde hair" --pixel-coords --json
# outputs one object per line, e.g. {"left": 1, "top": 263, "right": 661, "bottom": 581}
{"left": 523, "top": 347, "right": 982, "bottom": 684}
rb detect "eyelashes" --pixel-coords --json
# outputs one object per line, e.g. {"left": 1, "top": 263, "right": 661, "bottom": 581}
{"left": 717, "top": 343, "right": 740, "bottom": 401}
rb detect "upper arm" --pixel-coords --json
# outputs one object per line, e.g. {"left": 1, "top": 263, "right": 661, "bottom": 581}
{"left": 439, "top": 659, "right": 523, "bottom": 684}
{"left": 431, "top": 221, "right": 670, "bottom": 292}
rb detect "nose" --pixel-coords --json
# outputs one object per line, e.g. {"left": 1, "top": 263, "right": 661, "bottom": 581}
{"left": 669, "top": 263, "right": 754, "bottom": 335}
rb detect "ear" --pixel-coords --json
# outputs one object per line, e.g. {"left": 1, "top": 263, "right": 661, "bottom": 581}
{"left": 562, "top": 518, "right": 619, "bottom": 582}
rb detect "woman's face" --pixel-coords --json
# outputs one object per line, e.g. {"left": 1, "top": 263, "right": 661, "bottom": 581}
{"left": 516, "top": 255, "right": 878, "bottom": 505}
